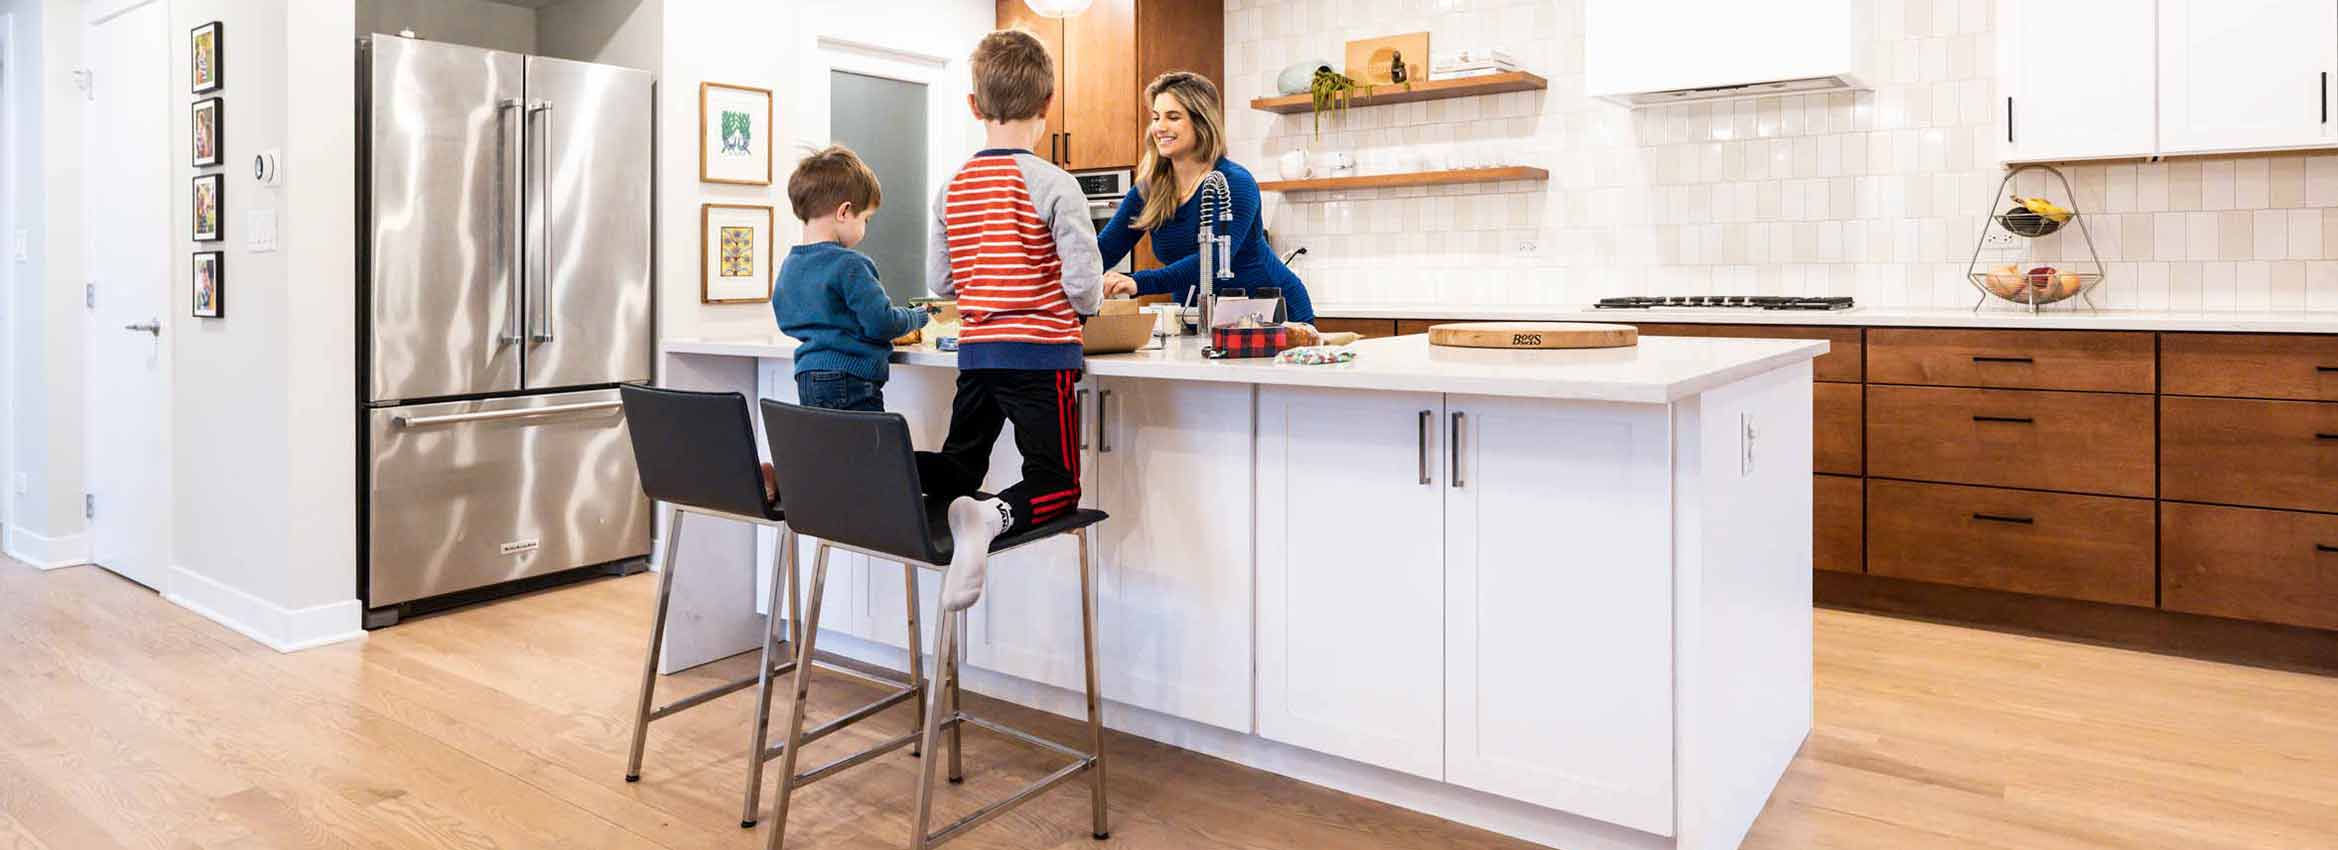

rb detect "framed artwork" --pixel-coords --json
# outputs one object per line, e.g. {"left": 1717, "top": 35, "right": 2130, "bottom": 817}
{"left": 699, "top": 82, "right": 773, "bottom": 185}
{"left": 191, "top": 21, "right": 223, "bottom": 94}
{"left": 192, "top": 173, "right": 224, "bottom": 242}
{"left": 192, "top": 97, "right": 223, "bottom": 167}
{"left": 701, "top": 203, "right": 774, "bottom": 303}
{"left": 192, "top": 251, "right": 225, "bottom": 318}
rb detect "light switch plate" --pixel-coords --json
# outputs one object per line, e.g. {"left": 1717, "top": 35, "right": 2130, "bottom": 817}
{"left": 12, "top": 229, "right": 25, "bottom": 262}
{"left": 247, "top": 208, "right": 278, "bottom": 253}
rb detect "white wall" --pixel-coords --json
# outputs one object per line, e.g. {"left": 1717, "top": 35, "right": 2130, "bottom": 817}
{"left": 356, "top": 0, "right": 534, "bottom": 53}
{"left": 658, "top": 0, "right": 990, "bottom": 342}
{"left": 2, "top": 0, "right": 84, "bottom": 568}
{"left": 536, "top": 0, "right": 656, "bottom": 69}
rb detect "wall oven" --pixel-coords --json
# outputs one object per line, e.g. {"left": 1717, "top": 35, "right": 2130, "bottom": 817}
{"left": 1074, "top": 167, "right": 1137, "bottom": 273}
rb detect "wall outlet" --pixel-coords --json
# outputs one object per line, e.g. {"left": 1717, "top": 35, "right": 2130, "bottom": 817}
{"left": 1980, "top": 230, "right": 2020, "bottom": 252}
{"left": 12, "top": 229, "right": 25, "bottom": 262}
{"left": 1515, "top": 239, "right": 1539, "bottom": 255}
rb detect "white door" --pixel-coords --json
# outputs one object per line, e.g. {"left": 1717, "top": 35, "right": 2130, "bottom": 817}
{"left": 1256, "top": 385, "right": 1445, "bottom": 780}
{"left": 81, "top": 0, "right": 172, "bottom": 589}
{"left": 2000, "top": 0, "right": 2158, "bottom": 162}
{"left": 1094, "top": 377, "right": 1254, "bottom": 733}
{"left": 1442, "top": 394, "right": 1677, "bottom": 836}
{"left": 2160, "top": 0, "right": 2338, "bottom": 154}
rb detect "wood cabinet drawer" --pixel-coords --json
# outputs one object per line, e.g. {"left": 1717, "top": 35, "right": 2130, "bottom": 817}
{"left": 1314, "top": 318, "right": 1399, "bottom": 339}
{"left": 1867, "top": 385, "right": 2155, "bottom": 497}
{"left": 1866, "top": 328, "right": 2155, "bottom": 393}
{"left": 1814, "top": 474, "right": 1863, "bottom": 574}
{"left": 2161, "top": 395, "right": 2338, "bottom": 513}
{"left": 2162, "top": 502, "right": 2338, "bottom": 631}
{"left": 1815, "top": 382, "right": 1862, "bottom": 475}
{"left": 1867, "top": 479, "right": 2155, "bottom": 606}
{"left": 1633, "top": 323, "right": 1863, "bottom": 382}
{"left": 2162, "top": 333, "right": 2338, "bottom": 401}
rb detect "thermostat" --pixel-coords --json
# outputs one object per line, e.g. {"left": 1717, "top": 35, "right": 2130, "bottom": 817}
{"left": 253, "top": 149, "right": 283, "bottom": 187}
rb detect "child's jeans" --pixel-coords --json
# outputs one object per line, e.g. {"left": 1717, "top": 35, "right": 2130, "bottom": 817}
{"left": 795, "top": 370, "right": 885, "bottom": 412}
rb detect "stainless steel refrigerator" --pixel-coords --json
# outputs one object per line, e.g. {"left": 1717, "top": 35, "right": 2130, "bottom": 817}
{"left": 358, "top": 35, "right": 655, "bottom": 628}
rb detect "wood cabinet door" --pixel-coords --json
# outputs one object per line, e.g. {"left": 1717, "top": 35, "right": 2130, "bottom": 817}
{"left": 2162, "top": 332, "right": 2338, "bottom": 401}
{"left": 1865, "top": 328, "right": 2156, "bottom": 393}
{"left": 2161, "top": 395, "right": 2338, "bottom": 513}
{"left": 2162, "top": 501, "right": 2338, "bottom": 631}
{"left": 1630, "top": 323, "right": 1863, "bottom": 382}
{"left": 1092, "top": 377, "right": 1255, "bottom": 732}
{"left": 1063, "top": 0, "right": 1139, "bottom": 169}
{"left": 2159, "top": 0, "right": 2338, "bottom": 155}
{"left": 2000, "top": 0, "right": 2157, "bottom": 162}
{"left": 1866, "top": 385, "right": 2156, "bottom": 498}
{"left": 1257, "top": 385, "right": 1446, "bottom": 779}
{"left": 1866, "top": 479, "right": 2156, "bottom": 607}
{"left": 994, "top": 0, "right": 1066, "bottom": 160}
{"left": 1814, "top": 381, "right": 1863, "bottom": 475}
{"left": 1443, "top": 393, "right": 1674, "bottom": 834}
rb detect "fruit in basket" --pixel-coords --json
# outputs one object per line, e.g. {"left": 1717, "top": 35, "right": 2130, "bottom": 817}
{"left": 2057, "top": 271, "right": 2085, "bottom": 300}
{"left": 1984, "top": 264, "right": 2024, "bottom": 298}
{"left": 2012, "top": 195, "right": 2073, "bottom": 223}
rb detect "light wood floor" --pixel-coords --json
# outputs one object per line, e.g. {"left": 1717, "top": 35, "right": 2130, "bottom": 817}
{"left": 4, "top": 559, "right": 2336, "bottom": 850}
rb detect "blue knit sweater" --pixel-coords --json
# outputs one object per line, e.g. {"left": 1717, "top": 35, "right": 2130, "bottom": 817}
{"left": 1095, "top": 158, "right": 1315, "bottom": 323}
{"left": 772, "top": 242, "right": 925, "bottom": 382}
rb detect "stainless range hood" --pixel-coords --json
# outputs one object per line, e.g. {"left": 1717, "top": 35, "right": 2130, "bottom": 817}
{"left": 1607, "top": 73, "right": 1865, "bottom": 107}
{"left": 1585, "top": 0, "right": 1868, "bottom": 108}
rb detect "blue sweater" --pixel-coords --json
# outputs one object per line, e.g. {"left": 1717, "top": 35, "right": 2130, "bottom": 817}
{"left": 1096, "top": 158, "right": 1316, "bottom": 323}
{"left": 772, "top": 242, "right": 925, "bottom": 382}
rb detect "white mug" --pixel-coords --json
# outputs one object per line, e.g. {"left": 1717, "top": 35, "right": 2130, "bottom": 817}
{"left": 1278, "top": 149, "right": 1312, "bottom": 180}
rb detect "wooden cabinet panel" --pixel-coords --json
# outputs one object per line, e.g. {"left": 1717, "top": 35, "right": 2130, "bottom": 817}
{"left": 1866, "top": 328, "right": 2156, "bottom": 393}
{"left": 1867, "top": 479, "right": 2156, "bottom": 607}
{"left": 1631, "top": 323, "right": 1864, "bottom": 382}
{"left": 1314, "top": 317, "right": 1398, "bottom": 339}
{"left": 2162, "top": 501, "right": 2338, "bottom": 631}
{"left": 2162, "top": 333, "right": 2338, "bottom": 401}
{"left": 1815, "top": 381, "right": 1862, "bottom": 476}
{"left": 1867, "top": 385, "right": 2155, "bottom": 497}
{"left": 1063, "top": 0, "right": 1138, "bottom": 169}
{"left": 1815, "top": 474, "right": 1863, "bottom": 574}
{"left": 1396, "top": 319, "right": 1440, "bottom": 337}
{"left": 2161, "top": 395, "right": 2338, "bottom": 513}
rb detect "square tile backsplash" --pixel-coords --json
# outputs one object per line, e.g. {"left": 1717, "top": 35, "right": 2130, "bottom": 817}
{"left": 1226, "top": 0, "right": 2338, "bottom": 311}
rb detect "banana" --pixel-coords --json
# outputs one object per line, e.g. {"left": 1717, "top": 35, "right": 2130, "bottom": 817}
{"left": 2011, "top": 195, "right": 2073, "bottom": 223}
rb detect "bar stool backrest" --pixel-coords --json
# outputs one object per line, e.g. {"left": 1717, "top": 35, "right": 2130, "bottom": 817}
{"left": 619, "top": 383, "right": 777, "bottom": 520}
{"left": 759, "top": 399, "right": 944, "bottom": 565}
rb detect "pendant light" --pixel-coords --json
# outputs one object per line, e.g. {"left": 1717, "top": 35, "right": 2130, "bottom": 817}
{"left": 1024, "top": 0, "right": 1093, "bottom": 17}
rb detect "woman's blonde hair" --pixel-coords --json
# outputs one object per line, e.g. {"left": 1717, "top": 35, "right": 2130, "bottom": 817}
{"left": 1134, "top": 72, "right": 1228, "bottom": 232}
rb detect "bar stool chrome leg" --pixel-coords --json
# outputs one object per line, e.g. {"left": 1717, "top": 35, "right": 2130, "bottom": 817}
{"left": 762, "top": 542, "right": 832, "bottom": 850}
{"left": 1077, "top": 527, "right": 1110, "bottom": 840}
{"left": 625, "top": 504, "right": 687, "bottom": 782}
{"left": 946, "top": 617, "right": 965, "bottom": 784}
{"left": 909, "top": 604, "right": 961, "bottom": 850}
{"left": 903, "top": 562, "right": 927, "bottom": 759}
{"left": 739, "top": 528, "right": 798, "bottom": 827}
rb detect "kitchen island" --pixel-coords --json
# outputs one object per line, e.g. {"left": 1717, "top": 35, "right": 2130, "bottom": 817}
{"left": 657, "top": 332, "right": 1828, "bottom": 850}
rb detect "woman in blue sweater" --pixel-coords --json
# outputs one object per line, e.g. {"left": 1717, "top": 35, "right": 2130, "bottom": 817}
{"left": 1096, "top": 72, "right": 1315, "bottom": 323}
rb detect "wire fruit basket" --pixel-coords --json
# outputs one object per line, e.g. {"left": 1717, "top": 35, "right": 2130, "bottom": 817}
{"left": 1963, "top": 164, "right": 2107, "bottom": 312}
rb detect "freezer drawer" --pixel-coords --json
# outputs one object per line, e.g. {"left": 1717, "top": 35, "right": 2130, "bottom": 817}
{"left": 367, "top": 388, "right": 650, "bottom": 608}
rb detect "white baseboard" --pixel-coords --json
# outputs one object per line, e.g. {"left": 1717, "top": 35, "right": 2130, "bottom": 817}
{"left": 4, "top": 524, "right": 90, "bottom": 570}
{"left": 164, "top": 565, "right": 366, "bottom": 653}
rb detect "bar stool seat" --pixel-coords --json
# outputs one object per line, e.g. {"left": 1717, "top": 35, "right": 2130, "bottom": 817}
{"left": 916, "top": 494, "right": 1108, "bottom": 563}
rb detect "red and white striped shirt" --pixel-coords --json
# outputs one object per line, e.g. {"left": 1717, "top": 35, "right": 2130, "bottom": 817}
{"left": 928, "top": 150, "right": 1102, "bottom": 370}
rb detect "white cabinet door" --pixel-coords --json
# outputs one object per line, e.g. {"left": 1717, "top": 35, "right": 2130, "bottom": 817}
{"left": 2000, "top": 0, "right": 2158, "bottom": 162}
{"left": 1442, "top": 395, "right": 1678, "bottom": 836}
{"left": 1094, "top": 378, "right": 1255, "bottom": 732}
{"left": 1256, "top": 386, "right": 1446, "bottom": 780}
{"left": 2160, "top": 0, "right": 2338, "bottom": 154}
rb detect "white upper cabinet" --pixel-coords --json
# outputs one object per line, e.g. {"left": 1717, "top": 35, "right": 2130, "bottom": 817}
{"left": 2000, "top": 0, "right": 2159, "bottom": 162}
{"left": 2159, "top": 0, "right": 2338, "bottom": 154}
{"left": 1586, "top": 0, "right": 1864, "bottom": 104}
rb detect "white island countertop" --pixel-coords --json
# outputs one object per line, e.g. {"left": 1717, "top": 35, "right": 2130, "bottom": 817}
{"left": 1313, "top": 303, "right": 2338, "bottom": 333}
{"left": 662, "top": 333, "right": 1830, "bottom": 404}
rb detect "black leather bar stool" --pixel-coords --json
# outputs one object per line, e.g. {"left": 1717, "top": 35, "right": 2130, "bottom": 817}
{"left": 617, "top": 384, "right": 927, "bottom": 830}
{"left": 759, "top": 399, "right": 1110, "bottom": 850}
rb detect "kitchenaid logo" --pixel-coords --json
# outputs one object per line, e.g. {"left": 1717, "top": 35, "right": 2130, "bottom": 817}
{"left": 500, "top": 539, "right": 541, "bottom": 556}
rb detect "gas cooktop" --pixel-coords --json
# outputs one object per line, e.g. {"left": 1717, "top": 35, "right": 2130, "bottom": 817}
{"left": 1594, "top": 296, "right": 1855, "bottom": 311}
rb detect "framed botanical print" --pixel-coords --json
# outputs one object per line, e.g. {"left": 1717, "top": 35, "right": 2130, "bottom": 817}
{"left": 192, "top": 251, "right": 225, "bottom": 318}
{"left": 191, "top": 21, "right": 223, "bottom": 94}
{"left": 701, "top": 203, "right": 774, "bottom": 303}
{"left": 699, "top": 82, "right": 773, "bottom": 185}
{"left": 192, "top": 173, "right": 224, "bottom": 242}
{"left": 192, "top": 97, "right": 223, "bottom": 167}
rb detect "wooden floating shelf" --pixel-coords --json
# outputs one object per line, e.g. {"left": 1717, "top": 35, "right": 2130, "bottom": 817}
{"left": 1249, "top": 71, "right": 1548, "bottom": 114}
{"left": 1258, "top": 167, "right": 1550, "bottom": 193}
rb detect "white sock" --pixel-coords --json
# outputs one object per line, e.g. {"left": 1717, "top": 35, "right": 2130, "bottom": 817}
{"left": 940, "top": 497, "right": 1010, "bottom": 611}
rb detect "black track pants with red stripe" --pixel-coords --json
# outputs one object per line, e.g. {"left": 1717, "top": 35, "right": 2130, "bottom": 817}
{"left": 915, "top": 369, "right": 1082, "bottom": 531}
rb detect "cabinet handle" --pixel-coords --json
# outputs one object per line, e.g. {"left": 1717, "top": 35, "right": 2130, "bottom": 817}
{"left": 1971, "top": 355, "right": 2033, "bottom": 364}
{"left": 1098, "top": 389, "right": 1113, "bottom": 453}
{"left": 2317, "top": 366, "right": 2338, "bottom": 372}
{"left": 1972, "top": 415, "right": 2035, "bottom": 424}
{"left": 2322, "top": 72, "right": 2328, "bottom": 124}
{"left": 1063, "top": 132, "right": 1072, "bottom": 167}
{"left": 2315, "top": 432, "right": 2338, "bottom": 441}
{"left": 2317, "top": 544, "right": 2338, "bottom": 554}
{"left": 1418, "top": 410, "right": 1433, "bottom": 486}
{"left": 2006, "top": 96, "right": 2014, "bottom": 143}
{"left": 1972, "top": 513, "right": 2034, "bottom": 525}
{"left": 1077, "top": 389, "right": 1090, "bottom": 451}
{"left": 1449, "top": 411, "right": 1466, "bottom": 489}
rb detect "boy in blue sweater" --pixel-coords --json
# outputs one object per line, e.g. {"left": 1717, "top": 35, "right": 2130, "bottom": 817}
{"left": 773, "top": 146, "right": 927, "bottom": 411}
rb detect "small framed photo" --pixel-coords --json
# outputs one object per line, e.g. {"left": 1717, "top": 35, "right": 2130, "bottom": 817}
{"left": 192, "top": 173, "right": 224, "bottom": 242}
{"left": 190, "top": 21, "right": 223, "bottom": 94}
{"left": 701, "top": 203, "right": 774, "bottom": 303}
{"left": 192, "top": 251, "right": 225, "bottom": 318}
{"left": 191, "top": 97, "right": 223, "bottom": 167}
{"left": 699, "top": 82, "right": 773, "bottom": 186}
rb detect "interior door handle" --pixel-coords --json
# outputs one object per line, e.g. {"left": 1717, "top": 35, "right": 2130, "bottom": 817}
{"left": 122, "top": 320, "right": 160, "bottom": 335}
{"left": 528, "top": 99, "right": 555, "bottom": 343}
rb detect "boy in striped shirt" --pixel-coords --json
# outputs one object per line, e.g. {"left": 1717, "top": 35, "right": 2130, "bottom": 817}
{"left": 916, "top": 29, "right": 1116, "bottom": 611}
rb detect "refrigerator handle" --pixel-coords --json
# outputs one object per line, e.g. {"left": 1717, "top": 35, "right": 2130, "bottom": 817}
{"left": 498, "top": 97, "right": 525, "bottom": 346}
{"left": 529, "top": 99, "right": 556, "bottom": 343}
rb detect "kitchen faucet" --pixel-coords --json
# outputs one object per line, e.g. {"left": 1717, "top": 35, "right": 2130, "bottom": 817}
{"left": 1193, "top": 170, "right": 1235, "bottom": 345}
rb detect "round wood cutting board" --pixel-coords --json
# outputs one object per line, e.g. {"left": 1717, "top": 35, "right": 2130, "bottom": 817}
{"left": 1426, "top": 322, "right": 1639, "bottom": 349}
